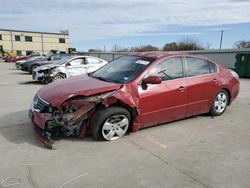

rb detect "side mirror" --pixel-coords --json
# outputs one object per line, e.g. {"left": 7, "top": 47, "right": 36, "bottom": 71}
{"left": 142, "top": 76, "right": 161, "bottom": 85}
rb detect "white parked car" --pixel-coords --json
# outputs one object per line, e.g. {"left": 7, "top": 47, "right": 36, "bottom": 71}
{"left": 32, "top": 56, "right": 108, "bottom": 83}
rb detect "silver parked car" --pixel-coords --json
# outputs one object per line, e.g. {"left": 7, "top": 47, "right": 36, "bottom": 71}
{"left": 32, "top": 56, "right": 108, "bottom": 83}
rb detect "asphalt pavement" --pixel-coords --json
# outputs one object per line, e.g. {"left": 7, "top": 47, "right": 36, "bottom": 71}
{"left": 0, "top": 62, "right": 250, "bottom": 188}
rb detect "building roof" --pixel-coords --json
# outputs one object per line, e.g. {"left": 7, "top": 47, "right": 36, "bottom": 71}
{"left": 0, "top": 29, "right": 69, "bottom": 35}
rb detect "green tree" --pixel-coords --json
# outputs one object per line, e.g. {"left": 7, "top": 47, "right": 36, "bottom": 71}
{"left": 133, "top": 45, "right": 159, "bottom": 52}
{"left": 163, "top": 42, "right": 178, "bottom": 51}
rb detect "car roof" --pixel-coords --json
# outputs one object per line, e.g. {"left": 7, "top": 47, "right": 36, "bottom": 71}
{"left": 70, "top": 55, "right": 107, "bottom": 60}
{"left": 130, "top": 51, "right": 213, "bottom": 62}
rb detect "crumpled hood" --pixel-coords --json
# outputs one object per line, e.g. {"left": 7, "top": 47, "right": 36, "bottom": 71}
{"left": 34, "top": 63, "right": 59, "bottom": 71}
{"left": 37, "top": 74, "right": 122, "bottom": 106}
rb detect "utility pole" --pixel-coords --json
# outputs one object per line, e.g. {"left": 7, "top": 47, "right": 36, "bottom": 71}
{"left": 41, "top": 33, "right": 44, "bottom": 55}
{"left": 10, "top": 31, "right": 14, "bottom": 52}
{"left": 219, "top": 30, "right": 224, "bottom": 50}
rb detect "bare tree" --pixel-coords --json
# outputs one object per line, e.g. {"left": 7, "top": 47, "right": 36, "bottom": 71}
{"left": 234, "top": 40, "right": 250, "bottom": 49}
{"left": 88, "top": 48, "right": 102, "bottom": 52}
{"left": 132, "top": 45, "right": 159, "bottom": 52}
{"left": 163, "top": 42, "right": 178, "bottom": 51}
{"left": 163, "top": 38, "right": 204, "bottom": 51}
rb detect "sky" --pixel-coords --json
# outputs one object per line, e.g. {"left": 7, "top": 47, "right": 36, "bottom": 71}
{"left": 0, "top": 0, "right": 250, "bottom": 51}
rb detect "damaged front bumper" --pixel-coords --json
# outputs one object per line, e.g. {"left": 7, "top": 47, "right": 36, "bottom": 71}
{"left": 29, "top": 109, "right": 55, "bottom": 149}
{"left": 32, "top": 71, "right": 44, "bottom": 81}
{"left": 28, "top": 95, "right": 96, "bottom": 149}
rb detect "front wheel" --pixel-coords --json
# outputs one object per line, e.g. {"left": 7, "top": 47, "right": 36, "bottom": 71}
{"left": 30, "top": 64, "right": 39, "bottom": 73}
{"left": 210, "top": 90, "right": 228, "bottom": 116}
{"left": 52, "top": 73, "right": 65, "bottom": 82}
{"left": 90, "top": 106, "right": 131, "bottom": 141}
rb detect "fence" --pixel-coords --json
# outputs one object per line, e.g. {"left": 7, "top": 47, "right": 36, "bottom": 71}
{"left": 81, "top": 49, "right": 250, "bottom": 69}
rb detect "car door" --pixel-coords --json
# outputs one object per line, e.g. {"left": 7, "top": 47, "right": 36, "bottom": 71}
{"left": 85, "top": 57, "right": 105, "bottom": 72}
{"left": 65, "top": 58, "right": 85, "bottom": 77}
{"left": 138, "top": 57, "right": 188, "bottom": 128}
{"left": 184, "top": 56, "right": 220, "bottom": 116}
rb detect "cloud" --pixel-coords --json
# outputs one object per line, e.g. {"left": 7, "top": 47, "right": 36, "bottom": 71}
{"left": 0, "top": 0, "right": 250, "bottom": 46}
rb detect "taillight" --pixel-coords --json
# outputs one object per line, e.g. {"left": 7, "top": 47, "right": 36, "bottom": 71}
{"left": 230, "top": 70, "right": 239, "bottom": 80}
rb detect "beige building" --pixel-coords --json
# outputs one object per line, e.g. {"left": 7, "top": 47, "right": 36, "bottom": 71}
{"left": 0, "top": 29, "right": 70, "bottom": 55}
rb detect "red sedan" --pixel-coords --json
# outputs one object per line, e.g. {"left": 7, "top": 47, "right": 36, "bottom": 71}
{"left": 29, "top": 53, "right": 239, "bottom": 148}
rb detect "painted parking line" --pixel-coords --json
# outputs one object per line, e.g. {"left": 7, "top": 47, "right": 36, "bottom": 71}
{"left": 141, "top": 134, "right": 167, "bottom": 149}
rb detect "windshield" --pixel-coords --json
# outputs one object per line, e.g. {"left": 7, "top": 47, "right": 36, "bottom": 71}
{"left": 91, "top": 55, "right": 155, "bottom": 83}
{"left": 28, "top": 56, "right": 38, "bottom": 61}
{"left": 54, "top": 56, "right": 72, "bottom": 65}
{"left": 28, "top": 56, "right": 43, "bottom": 61}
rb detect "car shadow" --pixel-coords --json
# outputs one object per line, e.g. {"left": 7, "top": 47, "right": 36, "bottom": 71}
{"left": 138, "top": 114, "right": 215, "bottom": 131}
{"left": 18, "top": 81, "right": 45, "bottom": 85}
{"left": 0, "top": 110, "right": 43, "bottom": 148}
{"left": 10, "top": 72, "right": 30, "bottom": 75}
{"left": 9, "top": 68, "right": 19, "bottom": 70}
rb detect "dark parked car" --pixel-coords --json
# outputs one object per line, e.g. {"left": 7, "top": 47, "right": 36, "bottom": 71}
{"left": 21, "top": 54, "right": 69, "bottom": 73}
{"left": 29, "top": 53, "right": 239, "bottom": 149}
{"left": 16, "top": 56, "right": 46, "bottom": 69}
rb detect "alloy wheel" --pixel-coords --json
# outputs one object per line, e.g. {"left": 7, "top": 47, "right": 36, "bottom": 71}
{"left": 214, "top": 92, "right": 228, "bottom": 113}
{"left": 53, "top": 74, "right": 64, "bottom": 81}
{"left": 102, "top": 114, "right": 129, "bottom": 141}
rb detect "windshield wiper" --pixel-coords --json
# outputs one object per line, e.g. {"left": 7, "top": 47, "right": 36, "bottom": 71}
{"left": 89, "top": 73, "right": 121, "bottom": 83}
{"left": 92, "top": 75, "right": 113, "bottom": 83}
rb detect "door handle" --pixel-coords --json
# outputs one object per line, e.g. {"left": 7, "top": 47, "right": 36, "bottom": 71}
{"left": 212, "top": 79, "right": 218, "bottom": 82}
{"left": 177, "top": 86, "right": 186, "bottom": 91}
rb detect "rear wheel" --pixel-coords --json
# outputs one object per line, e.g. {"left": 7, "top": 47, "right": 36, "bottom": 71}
{"left": 90, "top": 106, "right": 131, "bottom": 141}
{"left": 210, "top": 90, "right": 228, "bottom": 116}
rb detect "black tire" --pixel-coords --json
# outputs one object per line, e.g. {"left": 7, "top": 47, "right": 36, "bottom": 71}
{"left": 43, "top": 78, "right": 50, "bottom": 84}
{"left": 52, "top": 73, "right": 65, "bottom": 82}
{"left": 209, "top": 89, "right": 229, "bottom": 116}
{"left": 90, "top": 106, "right": 131, "bottom": 141}
{"left": 30, "top": 64, "right": 39, "bottom": 73}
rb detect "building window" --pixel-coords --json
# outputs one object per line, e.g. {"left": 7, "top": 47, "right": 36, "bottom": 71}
{"left": 0, "top": 34, "right": 2, "bottom": 40}
{"left": 15, "top": 35, "right": 21, "bottom": 41}
{"left": 59, "top": 38, "right": 65, "bottom": 43}
{"left": 16, "top": 50, "right": 22, "bottom": 56}
{"left": 26, "top": 51, "right": 33, "bottom": 55}
{"left": 25, "top": 36, "right": 32, "bottom": 42}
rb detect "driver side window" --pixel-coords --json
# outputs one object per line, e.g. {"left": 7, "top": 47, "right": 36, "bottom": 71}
{"left": 148, "top": 57, "right": 184, "bottom": 81}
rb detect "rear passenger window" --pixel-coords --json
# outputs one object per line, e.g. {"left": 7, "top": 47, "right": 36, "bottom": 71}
{"left": 86, "top": 57, "right": 101, "bottom": 64}
{"left": 186, "top": 57, "right": 210, "bottom": 76}
{"left": 148, "top": 57, "right": 184, "bottom": 81}
{"left": 208, "top": 61, "right": 217, "bottom": 73}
